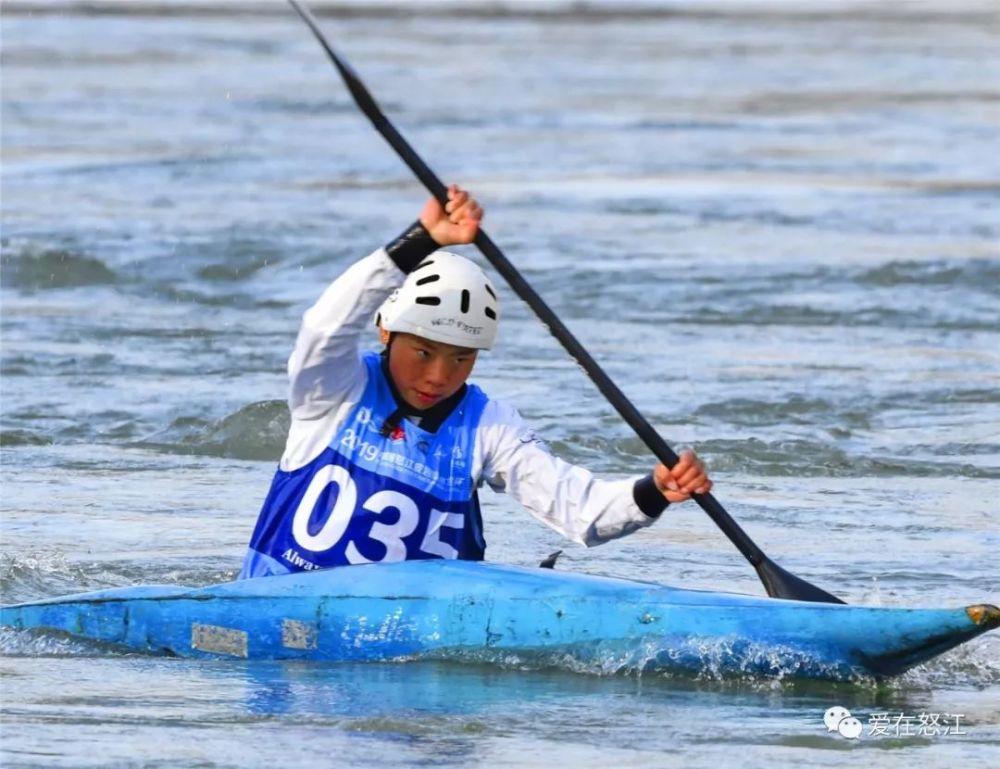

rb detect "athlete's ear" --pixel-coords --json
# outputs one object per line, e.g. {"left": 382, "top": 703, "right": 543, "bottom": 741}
{"left": 379, "top": 327, "right": 391, "bottom": 346}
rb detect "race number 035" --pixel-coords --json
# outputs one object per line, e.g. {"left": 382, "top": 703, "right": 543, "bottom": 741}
{"left": 290, "top": 466, "right": 462, "bottom": 562}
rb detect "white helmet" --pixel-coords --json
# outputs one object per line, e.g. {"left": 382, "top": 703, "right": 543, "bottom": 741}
{"left": 375, "top": 251, "right": 500, "bottom": 350}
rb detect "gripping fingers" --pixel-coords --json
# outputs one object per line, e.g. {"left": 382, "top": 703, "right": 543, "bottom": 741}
{"left": 445, "top": 186, "right": 468, "bottom": 213}
{"left": 445, "top": 195, "right": 466, "bottom": 215}
{"left": 443, "top": 186, "right": 483, "bottom": 224}
{"left": 673, "top": 463, "right": 703, "bottom": 490}
{"left": 664, "top": 452, "right": 712, "bottom": 497}
{"left": 465, "top": 202, "right": 483, "bottom": 222}
{"left": 450, "top": 200, "right": 479, "bottom": 223}
{"left": 421, "top": 186, "right": 482, "bottom": 246}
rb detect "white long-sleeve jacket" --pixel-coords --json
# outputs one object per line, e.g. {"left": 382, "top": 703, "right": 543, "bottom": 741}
{"left": 279, "top": 248, "right": 663, "bottom": 548}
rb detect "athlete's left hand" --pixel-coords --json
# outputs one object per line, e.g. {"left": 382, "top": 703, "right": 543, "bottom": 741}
{"left": 654, "top": 451, "right": 712, "bottom": 503}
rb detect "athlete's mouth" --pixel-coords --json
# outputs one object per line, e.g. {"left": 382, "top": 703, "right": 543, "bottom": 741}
{"left": 414, "top": 389, "right": 442, "bottom": 405}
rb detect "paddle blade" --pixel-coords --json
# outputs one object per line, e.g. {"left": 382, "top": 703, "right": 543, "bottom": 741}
{"left": 755, "top": 557, "right": 846, "bottom": 604}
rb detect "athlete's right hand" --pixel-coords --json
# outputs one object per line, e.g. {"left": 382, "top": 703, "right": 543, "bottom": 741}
{"left": 420, "top": 184, "right": 483, "bottom": 246}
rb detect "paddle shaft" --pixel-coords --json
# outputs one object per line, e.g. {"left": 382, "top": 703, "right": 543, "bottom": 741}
{"left": 287, "top": 0, "right": 845, "bottom": 603}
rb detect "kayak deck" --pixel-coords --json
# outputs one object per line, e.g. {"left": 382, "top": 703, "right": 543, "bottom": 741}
{"left": 2, "top": 561, "right": 996, "bottom": 681}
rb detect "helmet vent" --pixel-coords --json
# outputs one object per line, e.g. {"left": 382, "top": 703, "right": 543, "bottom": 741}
{"left": 484, "top": 284, "right": 496, "bottom": 300}
{"left": 415, "top": 296, "right": 441, "bottom": 306}
{"left": 460, "top": 289, "right": 470, "bottom": 313}
{"left": 415, "top": 259, "right": 435, "bottom": 271}
{"left": 415, "top": 274, "right": 440, "bottom": 286}
{"left": 484, "top": 307, "right": 496, "bottom": 320}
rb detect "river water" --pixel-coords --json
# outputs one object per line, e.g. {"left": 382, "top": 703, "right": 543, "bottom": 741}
{"left": 1, "top": 2, "right": 998, "bottom": 767}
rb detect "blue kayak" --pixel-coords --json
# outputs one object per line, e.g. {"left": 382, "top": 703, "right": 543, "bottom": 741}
{"left": 2, "top": 560, "right": 996, "bottom": 681}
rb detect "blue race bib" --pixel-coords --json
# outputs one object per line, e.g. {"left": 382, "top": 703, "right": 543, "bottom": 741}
{"left": 240, "top": 352, "right": 488, "bottom": 578}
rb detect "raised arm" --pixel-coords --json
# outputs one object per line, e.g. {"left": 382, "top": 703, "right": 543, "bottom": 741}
{"left": 288, "top": 184, "right": 484, "bottom": 420}
{"left": 287, "top": 250, "right": 406, "bottom": 420}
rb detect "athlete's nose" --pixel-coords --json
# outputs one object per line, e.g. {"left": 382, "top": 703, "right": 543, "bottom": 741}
{"left": 425, "top": 356, "right": 448, "bottom": 388}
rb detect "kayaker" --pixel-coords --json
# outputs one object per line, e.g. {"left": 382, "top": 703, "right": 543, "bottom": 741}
{"left": 239, "top": 185, "right": 712, "bottom": 578}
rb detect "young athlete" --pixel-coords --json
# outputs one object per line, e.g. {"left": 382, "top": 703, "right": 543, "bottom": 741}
{"left": 239, "top": 185, "right": 712, "bottom": 578}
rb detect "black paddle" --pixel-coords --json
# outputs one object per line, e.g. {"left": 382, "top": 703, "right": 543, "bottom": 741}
{"left": 287, "top": 0, "right": 845, "bottom": 604}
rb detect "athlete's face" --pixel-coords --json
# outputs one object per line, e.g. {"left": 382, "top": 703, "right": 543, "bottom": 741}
{"left": 386, "top": 332, "right": 478, "bottom": 411}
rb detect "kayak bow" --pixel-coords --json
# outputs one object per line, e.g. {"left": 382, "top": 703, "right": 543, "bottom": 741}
{"left": 2, "top": 561, "right": 996, "bottom": 681}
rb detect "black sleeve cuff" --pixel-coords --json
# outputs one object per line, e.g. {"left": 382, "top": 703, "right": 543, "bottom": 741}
{"left": 385, "top": 220, "right": 438, "bottom": 274}
{"left": 633, "top": 473, "right": 670, "bottom": 518}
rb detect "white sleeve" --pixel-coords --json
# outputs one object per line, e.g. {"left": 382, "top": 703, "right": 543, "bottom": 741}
{"left": 474, "top": 399, "right": 657, "bottom": 546}
{"left": 280, "top": 248, "right": 405, "bottom": 472}
{"left": 287, "top": 248, "right": 404, "bottom": 420}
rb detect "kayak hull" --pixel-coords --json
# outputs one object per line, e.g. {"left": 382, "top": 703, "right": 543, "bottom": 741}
{"left": 2, "top": 560, "right": 996, "bottom": 681}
